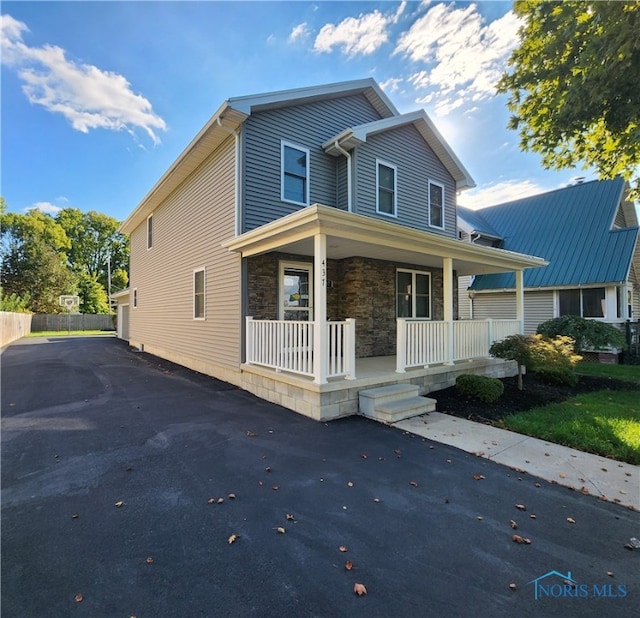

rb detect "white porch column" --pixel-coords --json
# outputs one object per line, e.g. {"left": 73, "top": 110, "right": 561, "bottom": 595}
{"left": 313, "top": 233, "right": 328, "bottom": 384}
{"left": 443, "top": 257, "right": 454, "bottom": 365}
{"left": 515, "top": 270, "right": 524, "bottom": 333}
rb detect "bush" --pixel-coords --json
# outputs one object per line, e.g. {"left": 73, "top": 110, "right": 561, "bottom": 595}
{"left": 528, "top": 334, "right": 582, "bottom": 386}
{"left": 489, "top": 334, "right": 534, "bottom": 390}
{"left": 456, "top": 374, "right": 505, "bottom": 403}
{"left": 537, "top": 316, "right": 625, "bottom": 351}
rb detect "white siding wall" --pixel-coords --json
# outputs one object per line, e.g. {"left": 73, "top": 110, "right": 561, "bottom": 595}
{"left": 458, "top": 275, "right": 472, "bottom": 319}
{"left": 472, "top": 291, "right": 555, "bottom": 334}
{"left": 129, "top": 136, "right": 242, "bottom": 378}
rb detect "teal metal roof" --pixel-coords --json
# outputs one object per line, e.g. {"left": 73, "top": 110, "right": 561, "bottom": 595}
{"left": 457, "top": 206, "right": 502, "bottom": 240}
{"left": 463, "top": 178, "right": 638, "bottom": 290}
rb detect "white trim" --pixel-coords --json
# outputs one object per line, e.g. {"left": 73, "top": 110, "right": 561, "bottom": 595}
{"left": 376, "top": 159, "right": 397, "bottom": 217}
{"left": 146, "top": 214, "right": 153, "bottom": 250}
{"left": 193, "top": 267, "right": 206, "bottom": 320}
{"left": 428, "top": 180, "right": 445, "bottom": 230}
{"left": 281, "top": 140, "right": 310, "bottom": 206}
{"left": 279, "top": 261, "right": 313, "bottom": 320}
{"left": 396, "top": 268, "right": 431, "bottom": 319}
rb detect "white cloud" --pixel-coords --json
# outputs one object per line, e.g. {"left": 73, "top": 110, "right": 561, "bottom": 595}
{"left": 1, "top": 14, "right": 166, "bottom": 143}
{"left": 289, "top": 22, "right": 310, "bottom": 44}
{"left": 314, "top": 2, "right": 406, "bottom": 56}
{"left": 458, "top": 179, "right": 547, "bottom": 209}
{"left": 379, "top": 77, "right": 403, "bottom": 94}
{"left": 24, "top": 201, "right": 63, "bottom": 214}
{"left": 395, "top": 4, "right": 520, "bottom": 116}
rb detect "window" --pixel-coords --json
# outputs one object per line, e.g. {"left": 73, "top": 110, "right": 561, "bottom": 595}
{"left": 279, "top": 262, "right": 312, "bottom": 321}
{"left": 429, "top": 181, "right": 444, "bottom": 229}
{"left": 397, "top": 270, "right": 431, "bottom": 318}
{"left": 376, "top": 161, "right": 397, "bottom": 216}
{"left": 281, "top": 142, "right": 309, "bottom": 205}
{"left": 133, "top": 288, "right": 138, "bottom": 308}
{"left": 147, "top": 214, "right": 153, "bottom": 249}
{"left": 558, "top": 288, "right": 605, "bottom": 318}
{"left": 194, "top": 269, "right": 205, "bottom": 319}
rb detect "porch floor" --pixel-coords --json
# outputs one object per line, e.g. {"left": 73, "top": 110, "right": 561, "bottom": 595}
{"left": 240, "top": 355, "right": 518, "bottom": 421}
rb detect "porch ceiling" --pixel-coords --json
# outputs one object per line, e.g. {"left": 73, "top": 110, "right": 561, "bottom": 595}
{"left": 222, "top": 205, "right": 547, "bottom": 276}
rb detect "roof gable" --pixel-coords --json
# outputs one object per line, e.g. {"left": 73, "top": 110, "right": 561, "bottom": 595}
{"left": 469, "top": 178, "right": 639, "bottom": 290}
{"left": 457, "top": 206, "right": 502, "bottom": 240}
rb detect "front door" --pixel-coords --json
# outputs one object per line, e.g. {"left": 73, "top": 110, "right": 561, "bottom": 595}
{"left": 280, "top": 262, "right": 313, "bottom": 321}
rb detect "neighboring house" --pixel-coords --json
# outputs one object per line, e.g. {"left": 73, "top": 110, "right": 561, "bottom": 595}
{"left": 117, "top": 79, "right": 546, "bottom": 420}
{"left": 457, "top": 178, "right": 639, "bottom": 334}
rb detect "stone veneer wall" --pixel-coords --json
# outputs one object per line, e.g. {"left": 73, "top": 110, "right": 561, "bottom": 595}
{"left": 247, "top": 253, "right": 456, "bottom": 358}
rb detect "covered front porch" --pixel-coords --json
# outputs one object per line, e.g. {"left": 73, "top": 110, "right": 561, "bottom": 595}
{"left": 223, "top": 204, "right": 546, "bottom": 420}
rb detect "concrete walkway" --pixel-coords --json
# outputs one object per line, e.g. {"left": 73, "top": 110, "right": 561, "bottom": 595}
{"left": 394, "top": 412, "right": 639, "bottom": 511}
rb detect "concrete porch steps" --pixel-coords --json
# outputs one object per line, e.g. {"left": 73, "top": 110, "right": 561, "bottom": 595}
{"left": 359, "top": 384, "right": 436, "bottom": 423}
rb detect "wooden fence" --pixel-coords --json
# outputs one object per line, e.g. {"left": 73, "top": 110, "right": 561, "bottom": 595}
{"left": 0, "top": 312, "right": 33, "bottom": 347}
{"left": 31, "top": 314, "right": 115, "bottom": 332}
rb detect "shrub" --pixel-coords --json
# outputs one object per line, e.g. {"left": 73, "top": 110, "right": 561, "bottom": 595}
{"left": 489, "top": 334, "right": 534, "bottom": 390}
{"left": 456, "top": 374, "right": 505, "bottom": 403}
{"left": 537, "top": 316, "right": 625, "bottom": 351}
{"left": 528, "top": 334, "right": 582, "bottom": 386}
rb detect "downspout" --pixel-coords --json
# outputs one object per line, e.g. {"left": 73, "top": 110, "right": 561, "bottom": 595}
{"left": 332, "top": 140, "right": 352, "bottom": 212}
{"left": 216, "top": 117, "right": 241, "bottom": 235}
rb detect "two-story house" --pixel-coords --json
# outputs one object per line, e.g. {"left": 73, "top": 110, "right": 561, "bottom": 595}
{"left": 116, "top": 79, "right": 545, "bottom": 421}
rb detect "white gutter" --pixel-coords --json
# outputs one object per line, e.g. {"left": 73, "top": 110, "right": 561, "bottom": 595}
{"left": 216, "top": 117, "right": 241, "bottom": 235}
{"left": 332, "top": 140, "right": 352, "bottom": 212}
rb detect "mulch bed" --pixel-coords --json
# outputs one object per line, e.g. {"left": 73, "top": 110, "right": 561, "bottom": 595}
{"left": 431, "top": 372, "right": 639, "bottom": 425}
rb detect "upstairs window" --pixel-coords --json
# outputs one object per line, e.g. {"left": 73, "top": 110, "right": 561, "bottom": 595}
{"left": 281, "top": 142, "right": 309, "bottom": 205}
{"left": 377, "top": 161, "right": 397, "bottom": 216}
{"left": 429, "top": 181, "right": 444, "bottom": 229}
{"left": 194, "top": 268, "right": 205, "bottom": 319}
{"left": 147, "top": 214, "right": 153, "bottom": 249}
{"left": 397, "top": 269, "right": 431, "bottom": 318}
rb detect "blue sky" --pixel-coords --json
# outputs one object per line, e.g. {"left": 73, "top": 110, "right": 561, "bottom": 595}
{"left": 1, "top": 1, "right": 597, "bottom": 221}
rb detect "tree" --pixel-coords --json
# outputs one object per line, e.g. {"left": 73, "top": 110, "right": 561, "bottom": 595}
{"left": 1, "top": 208, "right": 77, "bottom": 313}
{"left": 76, "top": 273, "right": 110, "bottom": 314}
{"left": 56, "top": 208, "right": 129, "bottom": 298}
{"left": 498, "top": 1, "right": 640, "bottom": 199}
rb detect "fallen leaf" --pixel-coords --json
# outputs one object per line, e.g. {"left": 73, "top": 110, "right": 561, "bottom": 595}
{"left": 125, "top": 466, "right": 133, "bottom": 472}
{"left": 559, "top": 473, "right": 566, "bottom": 479}
{"left": 115, "top": 501, "right": 125, "bottom": 508}
{"left": 228, "top": 493, "right": 236, "bottom": 500}
{"left": 71, "top": 514, "right": 79, "bottom": 519}
{"left": 246, "top": 431, "right": 256, "bottom": 437}
{"left": 74, "top": 593, "right": 83, "bottom": 603}
{"left": 265, "top": 467, "right": 271, "bottom": 473}
{"left": 276, "top": 527, "right": 286, "bottom": 534}
{"left": 146, "top": 557, "right": 154, "bottom": 564}
{"left": 227, "top": 534, "right": 239, "bottom": 544}
{"left": 446, "top": 459, "right": 452, "bottom": 464}
{"left": 272, "top": 485, "right": 279, "bottom": 491}
{"left": 566, "top": 517, "right": 576, "bottom": 524}
{"left": 510, "top": 520, "right": 518, "bottom": 529}
{"left": 477, "top": 516, "right": 483, "bottom": 521}
{"left": 217, "top": 497, "right": 224, "bottom": 504}
{"left": 509, "top": 583, "right": 517, "bottom": 591}
{"left": 361, "top": 453, "right": 367, "bottom": 459}
{"left": 409, "top": 481, "right": 418, "bottom": 487}
{"left": 345, "top": 560, "right": 353, "bottom": 571}
{"left": 607, "top": 571, "right": 614, "bottom": 577}
{"left": 444, "top": 497, "right": 450, "bottom": 503}
{"left": 530, "top": 514, "right": 537, "bottom": 519}
{"left": 512, "top": 534, "right": 532, "bottom": 545}
{"left": 347, "top": 481, "right": 354, "bottom": 487}
{"left": 353, "top": 583, "right": 367, "bottom": 596}
{"left": 534, "top": 483, "right": 541, "bottom": 488}
{"left": 207, "top": 497, "right": 215, "bottom": 504}
{"left": 473, "top": 474, "right": 485, "bottom": 481}
{"left": 286, "top": 513, "right": 295, "bottom": 521}
{"left": 515, "top": 504, "right": 526, "bottom": 511}
{"left": 339, "top": 545, "right": 348, "bottom": 553}
{"left": 373, "top": 498, "right": 381, "bottom": 503}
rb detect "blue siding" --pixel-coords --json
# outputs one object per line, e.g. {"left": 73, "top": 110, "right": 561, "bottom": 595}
{"left": 242, "top": 94, "right": 382, "bottom": 232}
{"left": 353, "top": 124, "right": 457, "bottom": 238}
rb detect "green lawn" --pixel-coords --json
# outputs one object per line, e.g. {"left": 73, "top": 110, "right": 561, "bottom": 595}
{"left": 28, "top": 330, "right": 115, "bottom": 337}
{"left": 500, "top": 364, "right": 640, "bottom": 464}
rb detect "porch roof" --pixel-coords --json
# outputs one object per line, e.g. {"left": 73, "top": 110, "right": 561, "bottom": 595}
{"left": 222, "top": 205, "right": 547, "bottom": 276}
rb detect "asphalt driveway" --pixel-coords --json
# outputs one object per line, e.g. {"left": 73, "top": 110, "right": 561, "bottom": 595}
{"left": 1, "top": 336, "right": 638, "bottom": 617}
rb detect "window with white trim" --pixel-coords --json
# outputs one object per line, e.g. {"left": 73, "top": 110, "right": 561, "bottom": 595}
{"left": 397, "top": 269, "right": 431, "bottom": 318}
{"left": 429, "top": 181, "right": 444, "bottom": 229}
{"left": 376, "top": 160, "right": 397, "bottom": 216}
{"left": 194, "top": 268, "right": 205, "bottom": 319}
{"left": 147, "top": 214, "right": 153, "bottom": 249}
{"left": 281, "top": 141, "right": 309, "bottom": 205}
{"left": 558, "top": 288, "right": 605, "bottom": 318}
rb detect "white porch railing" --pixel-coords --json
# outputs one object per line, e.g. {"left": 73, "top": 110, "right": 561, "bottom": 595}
{"left": 396, "top": 318, "right": 521, "bottom": 372}
{"left": 245, "top": 317, "right": 356, "bottom": 381}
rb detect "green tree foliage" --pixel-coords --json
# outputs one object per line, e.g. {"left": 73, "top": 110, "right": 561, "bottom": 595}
{"left": 56, "top": 208, "right": 129, "bottom": 295}
{"left": 537, "top": 316, "right": 625, "bottom": 351}
{"left": 489, "top": 334, "right": 532, "bottom": 390}
{"left": 76, "top": 273, "right": 110, "bottom": 314}
{"left": 0, "top": 288, "right": 31, "bottom": 313}
{"left": 1, "top": 209, "right": 77, "bottom": 313}
{"left": 498, "top": 1, "right": 640, "bottom": 199}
